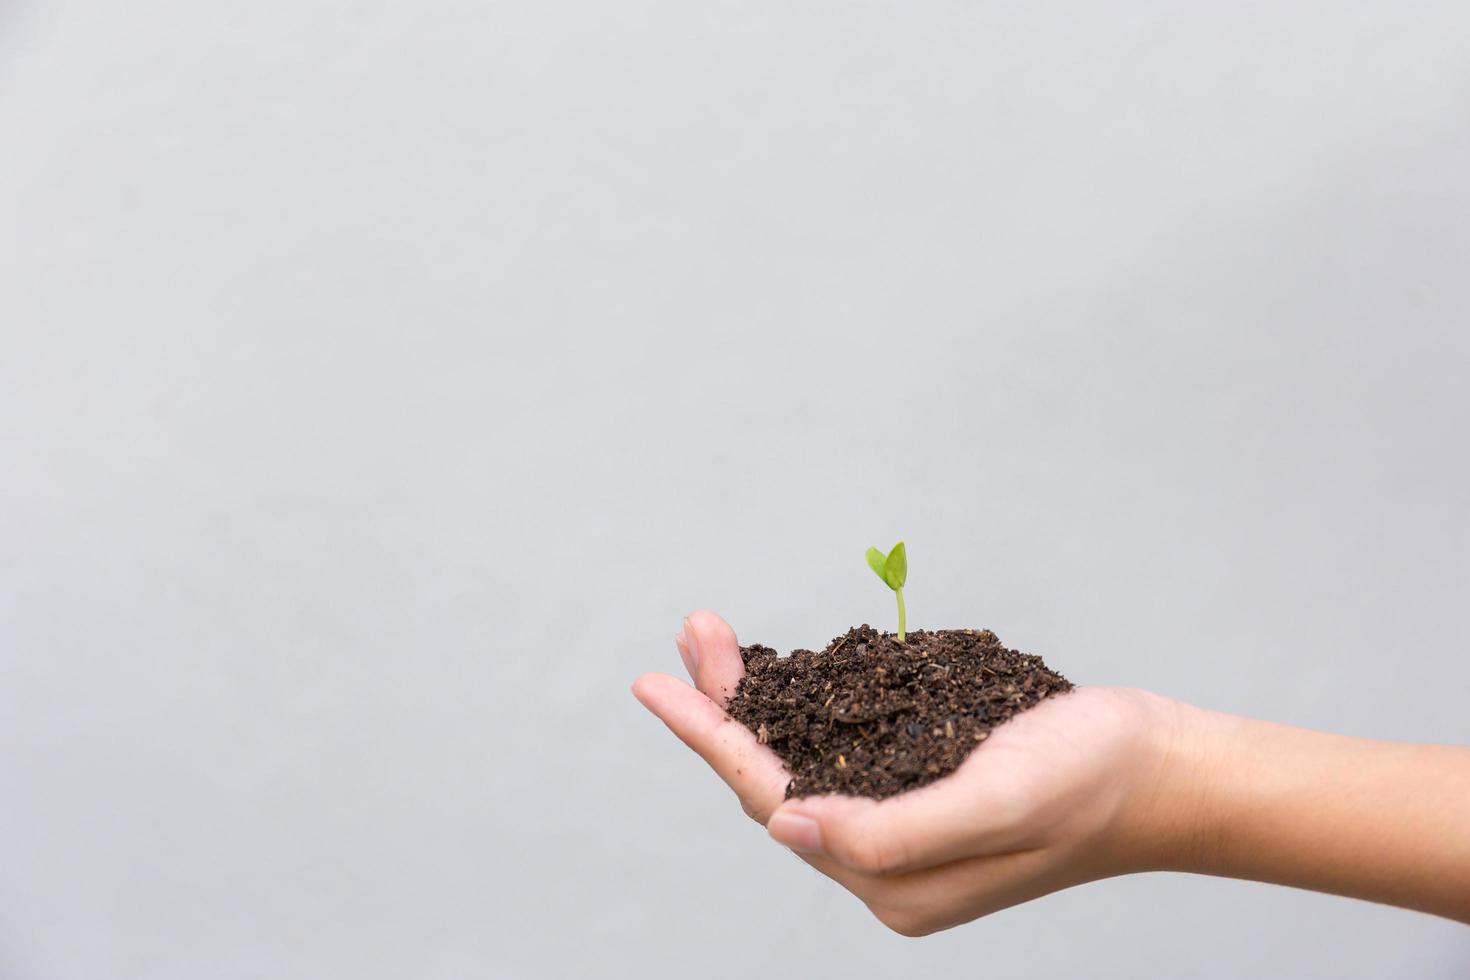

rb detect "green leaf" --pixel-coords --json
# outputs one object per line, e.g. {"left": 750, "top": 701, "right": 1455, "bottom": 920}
{"left": 884, "top": 541, "right": 907, "bottom": 589}
{"left": 866, "top": 546, "right": 888, "bottom": 584}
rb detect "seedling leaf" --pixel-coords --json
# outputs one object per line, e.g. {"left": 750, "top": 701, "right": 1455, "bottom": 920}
{"left": 866, "top": 547, "right": 888, "bottom": 581}
{"left": 884, "top": 541, "right": 907, "bottom": 590}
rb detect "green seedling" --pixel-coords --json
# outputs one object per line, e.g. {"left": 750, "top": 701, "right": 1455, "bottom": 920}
{"left": 865, "top": 541, "right": 908, "bottom": 642}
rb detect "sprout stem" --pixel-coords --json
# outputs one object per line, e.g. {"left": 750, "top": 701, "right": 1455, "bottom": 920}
{"left": 895, "top": 588, "right": 906, "bottom": 643}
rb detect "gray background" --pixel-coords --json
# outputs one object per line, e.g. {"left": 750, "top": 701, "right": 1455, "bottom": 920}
{"left": 2, "top": 1, "right": 1468, "bottom": 977}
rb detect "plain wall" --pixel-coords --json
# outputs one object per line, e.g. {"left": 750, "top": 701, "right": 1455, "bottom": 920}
{"left": 2, "top": 1, "right": 1468, "bottom": 977}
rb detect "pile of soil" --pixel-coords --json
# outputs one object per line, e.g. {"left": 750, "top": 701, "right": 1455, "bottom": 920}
{"left": 726, "top": 625, "right": 1073, "bottom": 800}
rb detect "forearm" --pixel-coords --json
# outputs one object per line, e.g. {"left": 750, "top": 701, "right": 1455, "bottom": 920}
{"left": 1146, "top": 702, "right": 1470, "bottom": 921}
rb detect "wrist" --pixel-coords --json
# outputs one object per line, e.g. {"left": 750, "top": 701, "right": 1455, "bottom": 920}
{"left": 1115, "top": 693, "right": 1244, "bottom": 875}
{"left": 1082, "top": 689, "right": 1470, "bottom": 921}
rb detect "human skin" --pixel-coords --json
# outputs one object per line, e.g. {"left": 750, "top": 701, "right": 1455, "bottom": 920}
{"left": 632, "top": 610, "right": 1470, "bottom": 935}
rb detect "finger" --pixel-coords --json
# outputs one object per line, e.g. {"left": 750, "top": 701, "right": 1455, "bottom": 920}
{"left": 765, "top": 758, "right": 1033, "bottom": 876}
{"left": 674, "top": 629, "right": 696, "bottom": 680}
{"left": 682, "top": 609, "right": 744, "bottom": 707}
{"left": 631, "top": 671, "right": 788, "bottom": 823}
{"left": 631, "top": 672, "right": 881, "bottom": 905}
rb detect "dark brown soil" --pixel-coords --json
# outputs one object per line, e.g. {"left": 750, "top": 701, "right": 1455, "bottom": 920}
{"left": 726, "top": 625, "right": 1073, "bottom": 800}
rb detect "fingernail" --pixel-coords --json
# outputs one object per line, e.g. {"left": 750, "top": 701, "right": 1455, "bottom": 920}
{"left": 675, "top": 630, "right": 696, "bottom": 678}
{"left": 682, "top": 617, "right": 702, "bottom": 674}
{"left": 768, "top": 811, "right": 824, "bottom": 854}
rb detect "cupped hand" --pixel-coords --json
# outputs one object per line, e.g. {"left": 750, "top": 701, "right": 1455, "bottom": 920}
{"left": 632, "top": 611, "right": 1192, "bottom": 936}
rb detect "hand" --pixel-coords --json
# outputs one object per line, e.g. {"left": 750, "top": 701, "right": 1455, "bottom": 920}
{"left": 632, "top": 610, "right": 1188, "bottom": 935}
